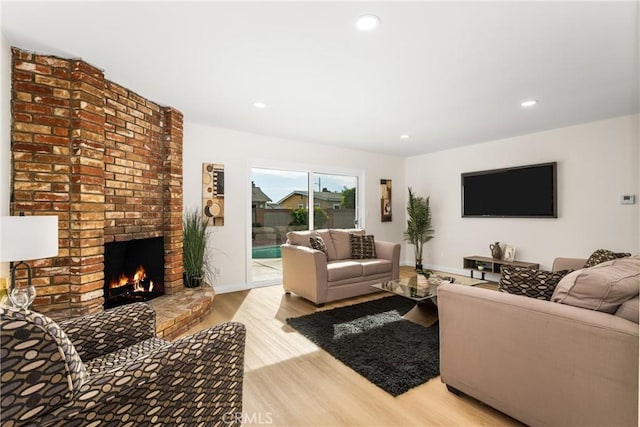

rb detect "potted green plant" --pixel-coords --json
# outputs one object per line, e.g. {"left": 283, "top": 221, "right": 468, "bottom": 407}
{"left": 404, "top": 187, "right": 435, "bottom": 271}
{"left": 417, "top": 269, "right": 431, "bottom": 278}
{"left": 182, "top": 207, "right": 213, "bottom": 288}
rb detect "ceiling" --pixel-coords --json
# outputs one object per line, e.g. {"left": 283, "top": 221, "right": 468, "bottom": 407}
{"left": 2, "top": 1, "right": 638, "bottom": 157}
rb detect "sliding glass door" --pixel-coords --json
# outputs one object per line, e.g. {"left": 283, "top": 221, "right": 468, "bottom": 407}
{"left": 251, "top": 168, "right": 308, "bottom": 283}
{"left": 250, "top": 168, "right": 359, "bottom": 283}
{"left": 312, "top": 173, "right": 358, "bottom": 230}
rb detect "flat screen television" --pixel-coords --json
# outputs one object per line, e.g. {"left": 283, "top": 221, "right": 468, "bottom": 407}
{"left": 461, "top": 162, "right": 557, "bottom": 218}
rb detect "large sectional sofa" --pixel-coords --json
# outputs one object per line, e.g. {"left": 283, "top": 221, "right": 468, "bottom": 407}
{"left": 439, "top": 255, "right": 639, "bottom": 427}
{"left": 281, "top": 228, "right": 400, "bottom": 305}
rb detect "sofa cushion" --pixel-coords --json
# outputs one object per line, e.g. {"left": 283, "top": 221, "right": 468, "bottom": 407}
{"left": 309, "top": 235, "right": 328, "bottom": 258}
{"left": 327, "top": 260, "right": 363, "bottom": 282}
{"left": 357, "top": 259, "right": 392, "bottom": 276}
{"left": 315, "top": 229, "right": 338, "bottom": 260}
{"left": 350, "top": 234, "right": 377, "bottom": 259}
{"left": 499, "top": 266, "right": 573, "bottom": 300}
{"left": 551, "top": 256, "right": 640, "bottom": 313}
{"left": 615, "top": 296, "right": 639, "bottom": 324}
{"left": 329, "top": 228, "right": 364, "bottom": 259}
{"left": 84, "top": 337, "right": 168, "bottom": 374}
{"left": 584, "top": 248, "right": 631, "bottom": 268}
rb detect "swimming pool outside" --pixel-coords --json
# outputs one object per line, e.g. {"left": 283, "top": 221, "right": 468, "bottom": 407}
{"left": 252, "top": 245, "right": 282, "bottom": 259}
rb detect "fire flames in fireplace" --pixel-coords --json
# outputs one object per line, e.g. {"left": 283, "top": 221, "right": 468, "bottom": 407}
{"left": 104, "top": 237, "right": 165, "bottom": 309}
{"left": 110, "top": 265, "right": 155, "bottom": 293}
{"left": 106, "top": 263, "right": 163, "bottom": 307}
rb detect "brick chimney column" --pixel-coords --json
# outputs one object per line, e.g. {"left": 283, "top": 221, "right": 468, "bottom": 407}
{"left": 10, "top": 49, "right": 73, "bottom": 314}
{"left": 68, "top": 60, "right": 106, "bottom": 315}
{"left": 162, "top": 108, "right": 184, "bottom": 294}
{"left": 11, "top": 47, "right": 184, "bottom": 317}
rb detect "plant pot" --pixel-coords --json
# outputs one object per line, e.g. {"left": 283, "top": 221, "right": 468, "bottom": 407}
{"left": 415, "top": 263, "right": 423, "bottom": 271}
{"left": 183, "top": 272, "right": 203, "bottom": 288}
{"left": 416, "top": 274, "right": 429, "bottom": 287}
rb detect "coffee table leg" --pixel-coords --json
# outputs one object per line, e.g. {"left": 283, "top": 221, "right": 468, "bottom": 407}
{"left": 402, "top": 300, "right": 438, "bottom": 328}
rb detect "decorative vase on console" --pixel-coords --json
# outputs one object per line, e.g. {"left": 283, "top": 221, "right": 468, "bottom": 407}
{"left": 490, "top": 242, "right": 503, "bottom": 260}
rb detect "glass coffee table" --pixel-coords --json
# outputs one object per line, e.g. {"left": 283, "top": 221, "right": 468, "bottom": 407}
{"left": 371, "top": 275, "right": 457, "bottom": 327}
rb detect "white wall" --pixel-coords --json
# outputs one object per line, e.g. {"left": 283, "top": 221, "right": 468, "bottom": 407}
{"left": 183, "top": 123, "right": 406, "bottom": 292}
{"left": 1, "top": 34, "right": 11, "bottom": 279}
{"left": 406, "top": 114, "right": 640, "bottom": 278}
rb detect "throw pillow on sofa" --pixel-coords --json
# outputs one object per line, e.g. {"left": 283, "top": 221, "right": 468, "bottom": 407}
{"left": 499, "top": 266, "right": 573, "bottom": 301}
{"left": 309, "top": 236, "right": 328, "bottom": 258}
{"left": 551, "top": 255, "right": 640, "bottom": 313}
{"left": 584, "top": 248, "right": 631, "bottom": 268}
{"left": 349, "top": 234, "right": 377, "bottom": 259}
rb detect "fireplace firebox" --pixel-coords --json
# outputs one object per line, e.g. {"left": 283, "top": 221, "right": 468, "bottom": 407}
{"left": 104, "top": 237, "right": 165, "bottom": 309}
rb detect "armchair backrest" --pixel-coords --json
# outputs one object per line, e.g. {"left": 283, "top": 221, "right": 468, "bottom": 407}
{"left": 1, "top": 305, "right": 87, "bottom": 422}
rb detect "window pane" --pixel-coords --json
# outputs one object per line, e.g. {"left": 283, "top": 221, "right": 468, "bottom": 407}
{"left": 312, "top": 173, "right": 358, "bottom": 229}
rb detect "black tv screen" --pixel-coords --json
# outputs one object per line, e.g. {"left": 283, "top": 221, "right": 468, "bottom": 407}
{"left": 462, "top": 162, "right": 557, "bottom": 218}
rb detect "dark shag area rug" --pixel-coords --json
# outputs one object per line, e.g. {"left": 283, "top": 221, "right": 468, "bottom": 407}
{"left": 286, "top": 296, "right": 440, "bottom": 396}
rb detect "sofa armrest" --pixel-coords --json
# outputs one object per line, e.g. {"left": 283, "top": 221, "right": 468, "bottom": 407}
{"left": 58, "top": 302, "right": 156, "bottom": 361}
{"left": 375, "top": 240, "right": 401, "bottom": 280}
{"left": 281, "top": 243, "right": 328, "bottom": 304}
{"left": 438, "top": 283, "right": 638, "bottom": 427}
{"left": 43, "top": 321, "right": 246, "bottom": 426}
{"left": 552, "top": 257, "right": 587, "bottom": 271}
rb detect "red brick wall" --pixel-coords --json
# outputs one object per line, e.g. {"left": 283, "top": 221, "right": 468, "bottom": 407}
{"left": 162, "top": 108, "right": 184, "bottom": 294}
{"left": 10, "top": 47, "right": 183, "bottom": 318}
{"left": 103, "top": 81, "right": 164, "bottom": 241}
{"left": 68, "top": 59, "right": 107, "bottom": 316}
{"left": 12, "top": 50, "right": 73, "bottom": 313}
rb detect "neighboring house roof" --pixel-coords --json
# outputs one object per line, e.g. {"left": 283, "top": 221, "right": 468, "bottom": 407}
{"left": 252, "top": 183, "right": 272, "bottom": 203}
{"left": 277, "top": 190, "right": 342, "bottom": 205}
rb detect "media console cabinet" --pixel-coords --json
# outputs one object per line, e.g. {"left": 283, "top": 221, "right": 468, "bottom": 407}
{"left": 463, "top": 256, "right": 539, "bottom": 280}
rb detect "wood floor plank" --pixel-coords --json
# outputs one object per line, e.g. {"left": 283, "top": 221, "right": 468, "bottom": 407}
{"left": 181, "top": 266, "right": 522, "bottom": 426}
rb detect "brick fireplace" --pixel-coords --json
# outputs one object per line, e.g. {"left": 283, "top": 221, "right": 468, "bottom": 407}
{"left": 10, "top": 47, "right": 183, "bottom": 319}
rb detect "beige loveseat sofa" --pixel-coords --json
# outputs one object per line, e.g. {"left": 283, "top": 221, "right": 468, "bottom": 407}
{"left": 281, "top": 229, "right": 400, "bottom": 305}
{"left": 438, "top": 256, "right": 639, "bottom": 427}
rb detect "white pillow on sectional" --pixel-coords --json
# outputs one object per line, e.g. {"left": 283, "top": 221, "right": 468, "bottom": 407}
{"left": 551, "top": 255, "right": 640, "bottom": 313}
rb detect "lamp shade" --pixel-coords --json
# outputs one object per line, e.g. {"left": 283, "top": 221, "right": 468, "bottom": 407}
{"left": 0, "top": 216, "right": 59, "bottom": 262}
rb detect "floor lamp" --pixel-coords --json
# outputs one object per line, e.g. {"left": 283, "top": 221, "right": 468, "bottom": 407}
{"left": 0, "top": 215, "right": 59, "bottom": 309}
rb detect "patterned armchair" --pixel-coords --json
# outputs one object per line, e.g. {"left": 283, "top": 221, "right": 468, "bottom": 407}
{"left": 0, "top": 302, "right": 246, "bottom": 426}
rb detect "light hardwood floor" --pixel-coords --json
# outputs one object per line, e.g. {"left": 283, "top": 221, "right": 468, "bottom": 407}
{"left": 181, "top": 267, "right": 521, "bottom": 426}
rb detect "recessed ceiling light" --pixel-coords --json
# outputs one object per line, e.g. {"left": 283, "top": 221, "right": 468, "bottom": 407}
{"left": 400, "top": 134, "right": 410, "bottom": 139}
{"left": 521, "top": 99, "right": 538, "bottom": 107}
{"left": 253, "top": 102, "right": 267, "bottom": 109}
{"left": 356, "top": 14, "right": 380, "bottom": 31}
